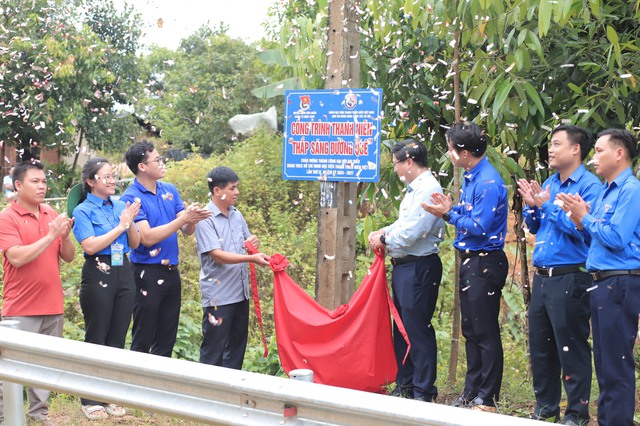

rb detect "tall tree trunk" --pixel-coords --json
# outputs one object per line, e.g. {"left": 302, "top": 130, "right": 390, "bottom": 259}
{"left": 447, "top": 27, "right": 462, "bottom": 385}
{"left": 510, "top": 141, "right": 530, "bottom": 305}
{"left": 72, "top": 127, "right": 85, "bottom": 173}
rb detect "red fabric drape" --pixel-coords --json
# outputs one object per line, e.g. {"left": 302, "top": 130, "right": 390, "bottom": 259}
{"left": 269, "top": 251, "right": 406, "bottom": 393}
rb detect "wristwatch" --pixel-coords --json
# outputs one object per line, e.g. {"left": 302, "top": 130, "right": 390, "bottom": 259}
{"left": 379, "top": 234, "right": 387, "bottom": 245}
{"left": 442, "top": 211, "right": 451, "bottom": 222}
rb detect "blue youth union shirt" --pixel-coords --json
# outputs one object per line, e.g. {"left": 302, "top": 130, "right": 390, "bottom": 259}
{"left": 581, "top": 167, "right": 640, "bottom": 271}
{"left": 120, "top": 179, "right": 185, "bottom": 265}
{"left": 72, "top": 193, "right": 129, "bottom": 257}
{"left": 448, "top": 156, "right": 508, "bottom": 252}
{"left": 523, "top": 165, "right": 601, "bottom": 268}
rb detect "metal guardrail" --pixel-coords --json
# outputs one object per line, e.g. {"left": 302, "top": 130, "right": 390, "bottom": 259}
{"left": 0, "top": 325, "right": 541, "bottom": 425}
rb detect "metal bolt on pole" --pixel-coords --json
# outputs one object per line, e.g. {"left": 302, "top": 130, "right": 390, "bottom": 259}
{"left": 0, "top": 320, "right": 25, "bottom": 426}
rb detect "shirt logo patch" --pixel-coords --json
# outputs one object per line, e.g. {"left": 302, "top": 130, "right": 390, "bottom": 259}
{"left": 162, "top": 192, "right": 174, "bottom": 201}
{"left": 604, "top": 203, "right": 612, "bottom": 213}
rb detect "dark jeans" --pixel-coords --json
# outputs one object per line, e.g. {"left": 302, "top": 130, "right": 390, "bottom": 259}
{"left": 590, "top": 274, "right": 640, "bottom": 426}
{"left": 391, "top": 254, "right": 442, "bottom": 400}
{"left": 200, "top": 299, "right": 249, "bottom": 369}
{"left": 459, "top": 249, "right": 508, "bottom": 406}
{"left": 130, "top": 263, "right": 181, "bottom": 357}
{"left": 529, "top": 271, "right": 591, "bottom": 423}
{"left": 80, "top": 255, "right": 135, "bottom": 405}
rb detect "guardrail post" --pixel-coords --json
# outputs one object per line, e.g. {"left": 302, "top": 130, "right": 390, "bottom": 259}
{"left": 289, "top": 369, "right": 314, "bottom": 383}
{"left": 0, "top": 320, "right": 25, "bottom": 426}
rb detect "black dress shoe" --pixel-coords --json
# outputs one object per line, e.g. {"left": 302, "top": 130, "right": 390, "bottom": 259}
{"left": 390, "top": 385, "right": 413, "bottom": 398}
{"left": 414, "top": 395, "right": 437, "bottom": 403}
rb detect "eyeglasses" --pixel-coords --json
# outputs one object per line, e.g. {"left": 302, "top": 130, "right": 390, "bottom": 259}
{"left": 392, "top": 159, "right": 405, "bottom": 167}
{"left": 143, "top": 157, "right": 164, "bottom": 165}
{"left": 95, "top": 174, "right": 118, "bottom": 181}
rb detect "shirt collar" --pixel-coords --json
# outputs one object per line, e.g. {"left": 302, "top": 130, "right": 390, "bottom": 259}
{"left": 208, "top": 200, "right": 236, "bottom": 217}
{"left": 133, "top": 178, "right": 159, "bottom": 194}
{"left": 554, "top": 164, "right": 586, "bottom": 185}
{"left": 609, "top": 167, "right": 633, "bottom": 189}
{"left": 464, "top": 156, "right": 488, "bottom": 181}
{"left": 10, "top": 201, "right": 48, "bottom": 217}
{"left": 86, "top": 192, "right": 113, "bottom": 206}
{"left": 407, "top": 170, "right": 431, "bottom": 193}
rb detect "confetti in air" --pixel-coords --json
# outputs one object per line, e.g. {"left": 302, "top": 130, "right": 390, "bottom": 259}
{"left": 96, "top": 258, "right": 110, "bottom": 274}
{"left": 208, "top": 312, "right": 223, "bottom": 326}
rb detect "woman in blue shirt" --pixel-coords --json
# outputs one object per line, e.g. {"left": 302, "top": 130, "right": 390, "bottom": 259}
{"left": 72, "top": 157, "right": 140, "bottom": 420}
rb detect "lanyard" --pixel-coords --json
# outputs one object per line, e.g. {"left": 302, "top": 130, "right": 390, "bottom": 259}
{"left": 88, "top": 197, "right": 118, "bottom": 229}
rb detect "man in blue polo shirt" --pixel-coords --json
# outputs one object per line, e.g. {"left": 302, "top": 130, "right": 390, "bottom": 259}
{"left": 558, "top": 128, "right": 640, "bottom": 426}
{"left": 518, "top": 125, "right": 600, "bottom": 425}
{"left": 422, "top": 121, "right": 508, "bottom": 412}
{"left": 120, "top": 140, "right": 211, "bottom": 357}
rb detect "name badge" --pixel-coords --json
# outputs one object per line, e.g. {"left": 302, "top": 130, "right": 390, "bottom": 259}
{"left": 111, "top": 243, "right": 124, "bottom": 266}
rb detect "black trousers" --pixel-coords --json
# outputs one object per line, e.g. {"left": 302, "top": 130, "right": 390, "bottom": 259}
{"left": 391, "top": 254, "right": 442, "bottom": 400}
{"left": 529, "top": 271, "right": 591, "bottom": 423}
{"left": 459, "top": 249, "right": 508, "bottom": 405}
{"left": 80, "top": 255, "right": 135, "bottom": 406}
{"left": 199, "top": 299, "right": 249, "bottom": 369}
{"left": 130, "top": 263, "right": 182, "bottom": 357}
{"left": 590, "top": 274, "right": 640, "bottom": 426}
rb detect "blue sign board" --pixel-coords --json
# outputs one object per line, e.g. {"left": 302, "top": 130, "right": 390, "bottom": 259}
{"left": 282, "top": 89, "right": 382, "bottom": 182}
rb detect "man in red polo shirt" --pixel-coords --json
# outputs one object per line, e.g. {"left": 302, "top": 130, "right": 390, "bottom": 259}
{"left": 0, "top": 162, "right": 75, "bottom": 425}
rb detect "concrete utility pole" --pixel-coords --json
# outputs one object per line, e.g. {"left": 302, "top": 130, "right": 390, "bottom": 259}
{"left": 315, "top": 0, "right": 361, "bottom": 310}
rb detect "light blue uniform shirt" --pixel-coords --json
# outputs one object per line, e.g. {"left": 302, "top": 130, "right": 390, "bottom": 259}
{"left": 581, "top": 167, "right": 640, "bottom": 271}
{"left": 72, "top": 193, "right": 129, "bottom": 257}
{"left": 383, "top": 171, "right": 444, "bottom": 258}
{"left": 523, "top": 165, "right": 601, "bottom": 268}
{"left": 448, "top": 156, "right": 508, "bottom": 252}
{"left": 195, "top": 201, "right": 251, "bottom": 307}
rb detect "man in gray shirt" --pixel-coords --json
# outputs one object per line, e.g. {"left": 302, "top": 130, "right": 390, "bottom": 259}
{"left": 195, "top": 166, "right": 270, "bottom": 368}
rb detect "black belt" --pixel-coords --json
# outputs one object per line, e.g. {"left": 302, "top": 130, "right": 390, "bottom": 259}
{"left": 457, "top": 250, "right": 491, "bottom": 260}
{"left": 535, "top": 265, "right": 585, "bottom": 277}
{"left": 390, "top": 254, "right": 436, "bottom": 266}
{"left": 590, "top": 269, "right": 640, "bottom": 282}
{"left": 134, "top": 263, "right": 179, "bottom": 271}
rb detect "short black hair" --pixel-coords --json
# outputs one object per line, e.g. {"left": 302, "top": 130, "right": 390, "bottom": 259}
{"left": 125, "top": 140, "right": 155, "bottom": 175}
{"left": 597, "top": 128, "right": 639, "bottom": 160}
{"left": 551, "top": 125, "right": 593, "bottom": 161}
{"left": 390, "top": 139, "right": 428, "bottom": 168}
{"left": 207, "top": 166, "right": 239, "bottom": 193}
{"left": 446, "top": 121, "right": 487, "bottom": 158}
{"left": 13, "top": 161, "right": 44, "bottom": 185}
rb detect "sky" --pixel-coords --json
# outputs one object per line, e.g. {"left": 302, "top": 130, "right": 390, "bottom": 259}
{"left": 132, "top": 0, "right": 278, "bottom": 50}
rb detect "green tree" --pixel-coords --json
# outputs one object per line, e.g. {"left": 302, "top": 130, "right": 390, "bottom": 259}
{"left": 0, "top": 0, "right": 79, "bottom": 162}
{"left": 67, "top": 0, "right": 144, "bottom": 157}
{"left": 0, "top": 0, "right": 144, "bottom": 170}
{"left": 137, "top": 27, "right": 269, "bottom": 154}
